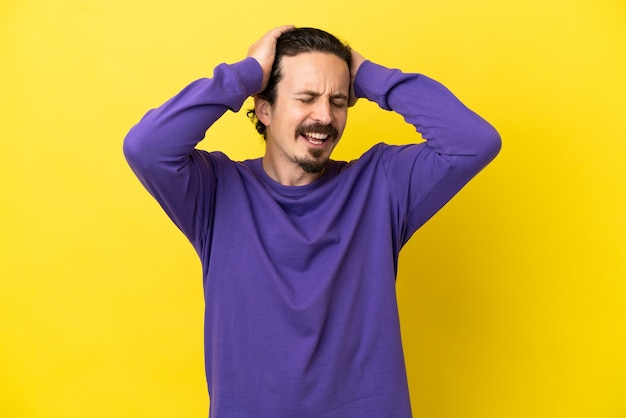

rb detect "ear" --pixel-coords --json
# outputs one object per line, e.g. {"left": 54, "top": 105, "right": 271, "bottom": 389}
{"left": 254, "top": 96, "right": 272, "bottom": 127}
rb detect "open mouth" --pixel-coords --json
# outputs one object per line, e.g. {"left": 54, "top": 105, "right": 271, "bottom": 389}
{"left": 296, "top": 123, "right": 338, "bottom": 147}
{"left": 300, "top": 132, "right": 330, "bottom": 146}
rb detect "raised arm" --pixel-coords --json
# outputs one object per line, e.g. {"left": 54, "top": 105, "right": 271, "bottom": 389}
{"left": 123, "top": 26, "right": 293, "bottom": 244}
{"left": 351, "top": 55, "right": 502, "bottom": 240}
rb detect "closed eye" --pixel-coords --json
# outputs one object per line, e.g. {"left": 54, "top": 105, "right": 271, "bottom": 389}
{"left": 294, "top": 92, "right": 348, "bottom": 108}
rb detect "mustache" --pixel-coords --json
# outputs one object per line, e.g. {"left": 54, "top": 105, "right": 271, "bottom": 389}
{"left": 295, "top": 122, "right": 339, "bottom": 139}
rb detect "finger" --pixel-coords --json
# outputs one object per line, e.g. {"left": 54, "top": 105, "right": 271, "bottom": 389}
{"left": 348, "top": 49, "right": 365, "bottom": 107}
{"left": 248, "top": 25, "right": 295, "bottom": 92}
{"left": 350, "top": 49, "right": 366, "bottom": 79}
{"left": 268, "top": 25, "right": 296, "bottom": 38}
{"left": 248, "top": 25, "right": 294, "bottom": 58}
{"left": 257, "top": 25, "right": 295, "bottom": 47}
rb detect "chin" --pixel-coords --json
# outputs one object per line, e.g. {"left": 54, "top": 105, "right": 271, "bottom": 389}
{"left": 296, "top": 156, "right": 329, "bottom": 174}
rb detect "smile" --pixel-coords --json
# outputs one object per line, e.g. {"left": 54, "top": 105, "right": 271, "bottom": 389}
{"left": 302, "top": 132, "right": 329, "bottom": 145}
{"left": 295, "top": 122, "right": 338, "bottom": 147}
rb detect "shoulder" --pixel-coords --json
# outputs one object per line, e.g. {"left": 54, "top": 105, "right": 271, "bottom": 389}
{"left": 189, "top": 151, "right": 263, "bottom": 184}
{"left": 327, "top": 143, "right": 407, "bottom": 186}
{"left": 343, "top": 142, "right": 424, "bottom": 170}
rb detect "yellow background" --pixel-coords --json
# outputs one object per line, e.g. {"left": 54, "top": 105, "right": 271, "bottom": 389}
{"left": 2, "top": 0, "right": 625, "bottom": 416}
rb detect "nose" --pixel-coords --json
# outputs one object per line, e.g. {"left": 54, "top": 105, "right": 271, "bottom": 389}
{"left": 311, "top": 100, "right": 333, "bottom": 125}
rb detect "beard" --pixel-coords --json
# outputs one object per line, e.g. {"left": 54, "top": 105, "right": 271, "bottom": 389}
{"left": 293, "top": 122, "right": 338, "bottom": 173}
{"left": 294, "top": 148, "right": 328, "bottom": 173}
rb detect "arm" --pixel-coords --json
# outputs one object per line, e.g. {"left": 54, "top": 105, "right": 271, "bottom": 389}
{"left": 123, "top": 59, "right": 260, "bottom": 244}
{"left": 123, "top": 26, "right": 293, "bottom": 244}
{"left": 351, "top": 54, "right": 502, "bottom": 239}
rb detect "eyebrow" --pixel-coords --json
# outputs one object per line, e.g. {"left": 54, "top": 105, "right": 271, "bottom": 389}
{"left": 294, "top": 90, "right": 348, "bottom": 101}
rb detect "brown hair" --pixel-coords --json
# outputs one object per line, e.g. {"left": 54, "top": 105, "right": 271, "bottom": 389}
{"left": 247, "top": 27, "right": 351, "bottom": 138}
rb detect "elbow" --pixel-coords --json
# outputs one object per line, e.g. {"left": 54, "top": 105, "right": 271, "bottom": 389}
{"left": 122, "top": 127, "right": 140, "bottom": 167}
{"left": 123, "top": 124, "right": 152, "bottom": 171}
{"left": 469, "top": 119, "right": 501, "bottom": 165}
{"left": 123, "top": 108, "right": 163, "bottom": 168}
{"left": 481, "top": 123, "right": 502, "bottom": 162}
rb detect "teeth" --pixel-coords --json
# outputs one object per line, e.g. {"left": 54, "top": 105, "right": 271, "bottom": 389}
{"left": 305, "top": 133, "right": 329, "bottom": 140}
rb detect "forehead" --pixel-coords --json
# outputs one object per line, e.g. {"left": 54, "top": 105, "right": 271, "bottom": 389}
{"left": 278, "top": 52, "right": 350, "bottom": 93}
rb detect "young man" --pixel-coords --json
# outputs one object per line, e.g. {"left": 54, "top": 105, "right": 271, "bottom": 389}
{"left": 124, "top": 26, "right": 501, "bottom": 417}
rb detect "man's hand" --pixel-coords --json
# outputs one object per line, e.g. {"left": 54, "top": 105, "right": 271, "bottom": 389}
{"left": 349, "top": 49, "right": 366, "bottom": 107}
{"left": 247, "top": 25, "right": 295, "bottom": 93}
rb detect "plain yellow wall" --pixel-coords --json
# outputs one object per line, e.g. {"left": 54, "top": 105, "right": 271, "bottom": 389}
{"left": 1, "top": 0, "right": 625, "bottom": 417}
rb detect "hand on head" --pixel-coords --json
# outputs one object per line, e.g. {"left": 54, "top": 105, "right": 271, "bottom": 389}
{"left": 247, "top": 25, "right": 295, "bottom": 92}
{"left": 348, "top": 49, "right": 365, "bottom": 107}
{"left": 247, "top": 26, "right": 366, "bottom": 105}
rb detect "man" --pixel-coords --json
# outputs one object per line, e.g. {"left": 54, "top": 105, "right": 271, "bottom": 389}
{"left": 124, "top": 26, "right": 501, "bottom": 417}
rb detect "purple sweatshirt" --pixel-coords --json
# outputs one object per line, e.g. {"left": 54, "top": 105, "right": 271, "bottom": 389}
{"left": 124, "top": 57, "right": 500, "bottom": 417}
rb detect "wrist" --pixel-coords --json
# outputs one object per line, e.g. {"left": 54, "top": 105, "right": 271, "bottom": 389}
{"left": 231, "top": 57, "right": 265, "bottom": 98}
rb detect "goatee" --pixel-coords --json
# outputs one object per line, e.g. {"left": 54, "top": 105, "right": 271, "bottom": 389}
{"left": 295, "top": 149, "right": 328, "bottom": 174}
{"left": 293, "top": 122, "right": 337, "bottom": 173}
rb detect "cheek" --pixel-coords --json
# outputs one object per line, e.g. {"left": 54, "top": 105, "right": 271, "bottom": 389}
{"left": 282, "top": 107, "right": 309, "bottom": 127}
{"left": 335, "top": 111, "right": 348, "bottom": 130}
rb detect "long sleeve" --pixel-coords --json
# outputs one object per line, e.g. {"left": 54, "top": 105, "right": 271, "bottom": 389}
{"left": 123, "top": 58, "right": 263, "bottom": 244}
{"left": 354, "top": 61, "right": 502, "bottom": 242}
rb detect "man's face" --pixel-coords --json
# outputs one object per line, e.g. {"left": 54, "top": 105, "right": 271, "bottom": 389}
{"left": 258, "top": 52, "right": 350, "bottom": 183}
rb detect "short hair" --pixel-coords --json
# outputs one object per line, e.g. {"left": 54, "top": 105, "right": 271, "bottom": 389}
{"left": 247, "top": 27, "right": 352, "bottom": 138}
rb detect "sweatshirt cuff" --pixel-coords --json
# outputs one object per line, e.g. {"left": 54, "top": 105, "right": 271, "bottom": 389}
{"left": 229, "top": 57, "right": 264, "bottom": 100}
{"left": 354, "top": 60, "right": 408, "bottom": 111}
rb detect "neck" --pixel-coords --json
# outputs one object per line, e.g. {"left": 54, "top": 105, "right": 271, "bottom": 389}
{"left": 261, "top": 156, "right": 325, "bottom": 186}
